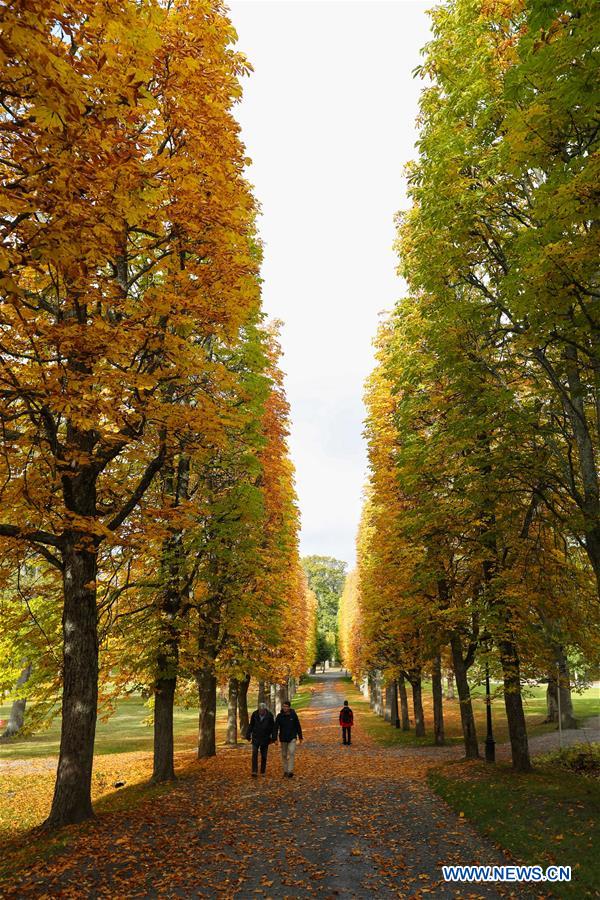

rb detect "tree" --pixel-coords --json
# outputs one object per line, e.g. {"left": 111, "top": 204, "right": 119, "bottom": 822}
{"left": 302, "top": 555, "right": 347, "bottom": 662}
{"left": 0, "top": 0, "right": 260, "bottom": 825}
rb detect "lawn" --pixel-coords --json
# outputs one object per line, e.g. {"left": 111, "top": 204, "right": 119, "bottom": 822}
{"left": 340, "top": 676, "right": 599, "bottom": 749}
{"left": 0, "top": 680, "right": 313, "bottom": 760}
{"left": 0, "top": 696, "right": 205, "bottom": 760}
{"left": 429, "top": 760, "right": 600, "bottom": 898}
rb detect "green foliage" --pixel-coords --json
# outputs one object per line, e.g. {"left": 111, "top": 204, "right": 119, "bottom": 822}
{"left": 302, "top": 556, "right": 347, "bottom": 660}
{"left": 538, "top": 743, "right": 600, "bottom": 778}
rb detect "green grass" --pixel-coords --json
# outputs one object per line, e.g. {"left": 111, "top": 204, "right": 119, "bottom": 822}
{"left": 340, "top": 677, "right": 599, "bottom": 749}
{"left": 290, "top": 680, "right": 314, "bottom": 710}
{"left": 429, "top": 761, "right": 600, "bottom": 898}
{"left": 0, "top": 682, "right": 314, "bottom": 760}
{"left": 0, "top": 695, "right": 222, "bottom": 759}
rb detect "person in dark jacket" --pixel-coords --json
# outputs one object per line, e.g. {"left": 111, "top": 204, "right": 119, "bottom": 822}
{"left": 273, "top": 701, "right": 303, "bottom": 777}
{"left": 339, "top": 700, "right": 354, "bottom": 745}
{"left": 246, "top": 702, "right": 276, "bottom": 776}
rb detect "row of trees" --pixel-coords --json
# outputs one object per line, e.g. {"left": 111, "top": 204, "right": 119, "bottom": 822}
{"left": 339, "top": 0, "right": 599, "bottom": 770}
{"left": 303, "top": 555, "right": 347, "bottom": 665}
{"left": 0, "top": 0, "right": 315, "bottom": 828}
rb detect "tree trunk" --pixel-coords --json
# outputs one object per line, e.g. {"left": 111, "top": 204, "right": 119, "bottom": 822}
{"left": 270, "top": 683, "right": 279, "bottom": 714}
{"left": 152, "top": 674, "right": 176, "bottom": 782}
{"left": 238, "top": 674, "right": 251, "bottom": 736}
{"left": 498, "top": 637, "right": 531, "bottom": 772}
{"left": 450, "top": 634, "right": 479, "bottom": 759}
{"left": 556, "top": 648, "right": 577, "bottom": 730}
{"left": 398, "top": 674, "right": 410, "bottom": 730}
{"left": 384, "top": 683, "right": 392, "bottom": 722}
{"left": 47, "top": 533, "right": 99, "bottom": 827}
{"left": 432, "top": 655, "right": 445, "bottom": 746}
{"left": 277, "top": 682, "right": 289, "bottom": 708}
{"left": 390, "top": 679, "right": 400, "bottom": 728}
{"left": 368, "top": 672, "right": 376, "bottom": 710}
{"left": 546, "top": 676, "right": 559, "bottom": 723}
{"left": 257, "top": 680, "right": 267, "bottom": 708}
{"left": 288, "top": 676, "right": 296, "bottom": 701}
{"left": 1, "top": 664, "right": 31, "bottom": 740}
{"left": 197, "top": 668, "right": 217, "bottom": 758}
{"left": 445, "top": 671, "right": 455, "bottom": 700}
{"left": 197, "top": 601, "right": 221, "bottom": 759}
{"left": 225, "top": 678, "right": 238, "bottom": 745}
{"left": 152, "top": 453, "right": 188, "bottom": 782}
{"left": 409, "top": 675, "right": 425, "bottom": 737}
{"left": 562, "top": 345, "right": 600, "bottom": 598}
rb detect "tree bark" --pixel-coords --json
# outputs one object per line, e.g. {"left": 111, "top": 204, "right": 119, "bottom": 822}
{"left": 450, "top": 634, "right": 479, "bottom": 759}
{"left": 556, "top": 648, "right": 577, "bottom": 729}
{"left": 390, "top": 679, "right": 400, "bottom": 728}
{"left": 1, "top": 664, "right": 31, "bottom": 740}
{"left": 225, "top": 678, "right": 238, "bottom": 745}
{"left": 432, "top": 654, "right": 445, "bottom": 746}
{"left": 409, "top": 674, "right": 425, "bottom": 737}
{"left": 197, "top": 668, "right": 217, "bottom": 758}
{"left": 47, "top": 532, "right": 99, "bottom": 827}
{"left": 563, "top": 345, "right": 600, "bottom": 597}
{"left": 257, "top": 680, "right": 267, "bottom": 708}
{"left": 277, "top": 682, "right": 289, "bottom": 708}
{"left": 384, "top": 683, "right": 392, "bottom": 722}
{"left": 398, "top": 674, "right": 410, "bottom": 730}
{"left": 237, "top": 674, "right": 251, "bottom": 736}
{"left": 196, "top": 599, "right": 221, "bottom": 759}
{"left": 445, "top": 671, "right": 455, "bottom": 700}
{"left": 288, "top": 676, "right": 296, "bottom": 701}
{"left": 152, "top": 454, "right": 189, "bottom": 782}
{"left": 152, "top": 674, "right": 176, "bottom": 782}
{"left": 498, "top": 636, "right": 531, "bottom": 772}
{"left": 546, "top": 675, "right": 559, "bottom": 723}
{"left": 368, "top": 672, "right": 376, "bottom": 710}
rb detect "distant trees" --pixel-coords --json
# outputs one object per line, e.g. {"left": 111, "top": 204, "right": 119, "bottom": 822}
{"left": 339, "top": 0, "right": 600, "bottom": 770}
{"left": 302, "top": 556, "right": 347, "bottom": 664}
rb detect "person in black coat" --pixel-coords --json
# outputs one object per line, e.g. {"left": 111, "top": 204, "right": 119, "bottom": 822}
{"left": 273, "top": 701, "right": 303, "bottom": 778}
{"left": 246, "top": 702, "right": 276, "bottom": 776}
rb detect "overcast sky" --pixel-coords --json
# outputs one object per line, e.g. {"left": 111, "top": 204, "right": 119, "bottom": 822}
{"left": 229, "top": 0, "right": 432, "bottom": 566}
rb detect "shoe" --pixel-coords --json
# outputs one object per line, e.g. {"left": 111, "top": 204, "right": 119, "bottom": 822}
{"left": 288, "top": 772, "right": 294, "bottom": 778}
{"left": 251, "top": 772, "right": 258, "bottom": 777}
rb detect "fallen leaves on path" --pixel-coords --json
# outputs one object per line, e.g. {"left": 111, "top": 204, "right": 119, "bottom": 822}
{"left": 1, "top": 676, "right": 507, "bottom": 898}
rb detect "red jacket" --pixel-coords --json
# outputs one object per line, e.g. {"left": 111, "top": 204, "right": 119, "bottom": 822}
{"left": 339, "top": 706, "right": 354, "bottom": 727}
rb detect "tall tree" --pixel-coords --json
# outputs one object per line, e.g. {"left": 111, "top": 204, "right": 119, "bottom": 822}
{"left": 0, "top": 0, "right": 260, "bottom": 825}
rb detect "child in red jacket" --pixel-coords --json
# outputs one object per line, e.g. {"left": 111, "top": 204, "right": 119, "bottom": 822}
{"left": 339, "top": 700, "right": 354, "bottom": 745}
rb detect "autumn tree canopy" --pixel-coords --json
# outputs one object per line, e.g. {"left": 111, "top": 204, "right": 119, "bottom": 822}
{"left": 341, "top": 0, "right": 599, "bottom": 772}
{"left": 0, "top": 0, "right": 314, "bottom": 827}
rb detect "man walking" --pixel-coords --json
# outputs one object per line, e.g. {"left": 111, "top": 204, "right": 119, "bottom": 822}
{"left": 339, "top": 699, "right": 354, "bottom": 745}
{"left": 246, "top": 701, "right": 276, "bottom": 777}
{"left": 273, "top": 700, "right": 303, "bottom": 778}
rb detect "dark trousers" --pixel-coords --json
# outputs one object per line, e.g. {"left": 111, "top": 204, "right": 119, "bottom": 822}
{"left": 342, "top": 726, "right": 352, "bottom": 744}
{"left": 252, "top": 741, "right": 270, "bottom": 773}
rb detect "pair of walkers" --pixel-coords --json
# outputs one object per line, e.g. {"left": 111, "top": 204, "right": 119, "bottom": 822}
{"left": 246, "top": 700, "right": 303, "bottom": 777}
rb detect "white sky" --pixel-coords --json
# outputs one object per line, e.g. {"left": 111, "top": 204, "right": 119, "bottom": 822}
{"left": 229, "top": 0, "right": 432, "bottom": 565}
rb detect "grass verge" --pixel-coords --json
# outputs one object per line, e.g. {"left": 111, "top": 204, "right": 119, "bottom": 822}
{"left": 338, "top": 676, "right": 599, "bottom": 749}
{"left": 428, "top": 760, "right": 600, "bottom": 898}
